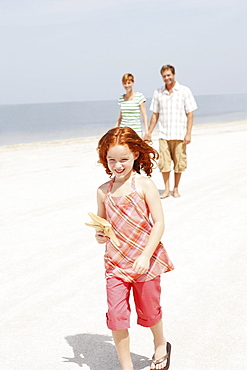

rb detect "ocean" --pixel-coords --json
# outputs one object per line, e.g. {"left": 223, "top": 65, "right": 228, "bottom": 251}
{"left": 0, "top": 93, "right": 247, "bottom": 145}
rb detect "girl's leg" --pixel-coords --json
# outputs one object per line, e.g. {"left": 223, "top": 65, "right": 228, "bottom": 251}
{"left": 150, "top": 319, "right": 167, "bottom": 370}
{"left": 112, "top": 329, "right": 134, "bottom": 370}
{"left": 133, "top": 277, "right": 168, "bottom": 368}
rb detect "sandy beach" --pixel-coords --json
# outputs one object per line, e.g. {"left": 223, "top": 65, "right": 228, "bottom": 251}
{"left": 1, "top": 120, "right": 247, "bottom": 370}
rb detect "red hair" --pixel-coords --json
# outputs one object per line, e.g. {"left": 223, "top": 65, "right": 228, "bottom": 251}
{"left": 97, "top": 127, "right": 159, "bottom": 177}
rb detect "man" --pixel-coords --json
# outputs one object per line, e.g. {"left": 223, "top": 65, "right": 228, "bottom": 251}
{"left": 146, "top": 65, "right": 197, "bottom": 198}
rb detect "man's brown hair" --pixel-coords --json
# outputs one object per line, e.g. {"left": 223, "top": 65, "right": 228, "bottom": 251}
{"left": 160, "top": 65, "right": 175, "bottom": 75}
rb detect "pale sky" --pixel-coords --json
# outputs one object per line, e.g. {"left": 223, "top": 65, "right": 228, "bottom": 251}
{"left": 1, "top": 0, "right": 246, "bottom": 104}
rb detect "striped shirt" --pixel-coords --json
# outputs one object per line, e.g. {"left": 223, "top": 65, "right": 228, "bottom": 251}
{"left": 118, "top": 92, "right": 146, "bottom": 135}
{"left": 104, "top": 173, "right": 174, "bottom": 283}
{"left": 150, "top": 81, "right": 198, "bottom": 140}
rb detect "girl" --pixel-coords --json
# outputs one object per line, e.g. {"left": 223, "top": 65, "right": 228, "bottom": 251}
{"left": 96, "top": 127, "right": 174, "bottom": 370}
{"left": 115, "top": 73, "right": 148, "bottom": 138}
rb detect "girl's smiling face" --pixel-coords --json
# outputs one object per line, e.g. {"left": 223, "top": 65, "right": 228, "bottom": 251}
{"left": 107, "top": 145, "right": 139, "bottom": 180}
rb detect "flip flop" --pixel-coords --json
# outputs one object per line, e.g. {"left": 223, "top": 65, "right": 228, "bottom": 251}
{"left": 151, "top": 342, "right": 171, "bottom": 370}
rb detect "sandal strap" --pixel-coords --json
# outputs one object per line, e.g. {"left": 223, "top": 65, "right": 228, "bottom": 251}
{"left": 151, "top": 353, "right": 168, "bottom": 365}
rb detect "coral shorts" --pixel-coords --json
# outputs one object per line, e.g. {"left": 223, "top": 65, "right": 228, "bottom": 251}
{"left": 106, "top": 276, "right": 162, "bottom": 331}
{"left": 158, "top": 139, "right": 187, "bottom": 173}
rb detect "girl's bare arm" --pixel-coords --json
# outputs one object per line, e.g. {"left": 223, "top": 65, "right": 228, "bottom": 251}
{"left": 96, "top": 186, "right": 108, "bottom": 244}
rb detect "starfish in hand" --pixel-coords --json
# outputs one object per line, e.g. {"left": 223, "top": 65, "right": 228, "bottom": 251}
{"left": 85, "top": 212, "right": 120, "bottom": 246}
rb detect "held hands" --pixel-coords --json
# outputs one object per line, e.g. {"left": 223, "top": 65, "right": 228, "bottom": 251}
{"left": 143, "top": 131, "right": 152, "bottom": 142}
{"left": 133, "top": 254, "right": 150, "bottom": 275}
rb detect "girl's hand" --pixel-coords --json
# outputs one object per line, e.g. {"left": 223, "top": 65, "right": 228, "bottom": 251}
{"left": 95, "top": 230, "right": 108, "bottom": 244}
{"left": 133, "top": 254, "right": 150, "bottom": 275}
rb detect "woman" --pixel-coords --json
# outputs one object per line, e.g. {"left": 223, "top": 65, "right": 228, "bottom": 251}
{"left": 115, "top": 73, "right": 148, "bottom": 137}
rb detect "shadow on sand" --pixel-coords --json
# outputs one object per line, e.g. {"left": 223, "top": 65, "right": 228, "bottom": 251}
{"left": 63, "top": 333, "right": 151, "bottom": 369}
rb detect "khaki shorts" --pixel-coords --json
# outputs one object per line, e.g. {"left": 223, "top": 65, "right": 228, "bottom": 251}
{"left": 158, "top": 139, "right": 187, "bottom": 173}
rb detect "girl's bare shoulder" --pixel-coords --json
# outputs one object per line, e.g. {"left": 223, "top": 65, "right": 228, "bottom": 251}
{"left": 135, "top": 174, "right": 157, "bottom": 198}
{"left": 98, "top": 180, "right": 111, "bottom": 194}
{"left": 135, "top": 173, "right": 155, "bottom": 186}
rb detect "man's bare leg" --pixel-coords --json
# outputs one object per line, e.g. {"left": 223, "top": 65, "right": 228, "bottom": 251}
{"left": 173, "top": 172, "right": 182, "bottom": 198}
{"left": 112, "top": 329, "right": 134, "bottom": 370}
{"left": 150, "top": 320, "right": 167, "bottom": 369}
{"left": 160, "top": 172, "right": 171, "bottom": 198}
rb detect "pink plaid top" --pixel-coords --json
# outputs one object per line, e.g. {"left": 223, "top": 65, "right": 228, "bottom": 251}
{"left": 104, "top": 173, "right": 174, "bottom": 282}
